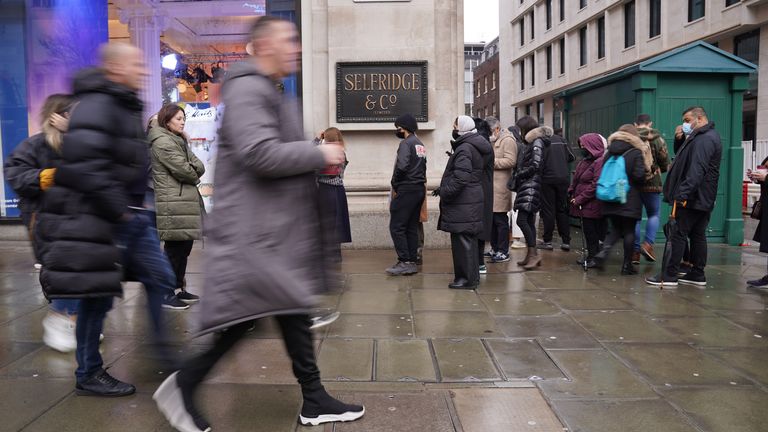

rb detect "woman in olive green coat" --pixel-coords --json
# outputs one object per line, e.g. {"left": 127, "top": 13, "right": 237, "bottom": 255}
{"left": 149, "top": 104, "right": 205, "bottom": 304}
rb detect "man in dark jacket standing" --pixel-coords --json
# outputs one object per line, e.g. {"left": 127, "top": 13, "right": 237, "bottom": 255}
{"left": 539, "top": 128, "right": 574, "bottom": 251}
{"left": 647, "top": 107, "right": 722, "bottom": 287}
{"left": 387, "top": 113, "right": 427, "bottom": 276}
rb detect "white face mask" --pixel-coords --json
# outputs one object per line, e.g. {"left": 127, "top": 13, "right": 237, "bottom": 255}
{"left": 490, "top": 129, "right": 500, "bottom": 143}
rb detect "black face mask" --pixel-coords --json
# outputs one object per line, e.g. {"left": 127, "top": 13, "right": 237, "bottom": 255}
{"left": 452, "top": 130, "right": 460, "bottom": 140}
{"left": 395, "top": 130, "right": 406, "bottom": 139}
{"left": 580, "top": 148, "right": 591, "bottom": 158}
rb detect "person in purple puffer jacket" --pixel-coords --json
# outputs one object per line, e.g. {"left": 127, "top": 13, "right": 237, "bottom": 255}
{"left": 568, "top": 133, "right": 607, "bottom": 268}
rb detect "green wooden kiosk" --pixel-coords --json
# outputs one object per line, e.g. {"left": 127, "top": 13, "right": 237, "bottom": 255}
{"left": 556, "top": 41, "right": 757, "bottom": 245}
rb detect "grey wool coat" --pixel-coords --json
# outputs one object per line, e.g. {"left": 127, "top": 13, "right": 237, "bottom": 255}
{"left": 149, "top": 126, "right": 205, "bottom": 241}
{"left": 196, "top": 61, "right": 331, "bottom": 336}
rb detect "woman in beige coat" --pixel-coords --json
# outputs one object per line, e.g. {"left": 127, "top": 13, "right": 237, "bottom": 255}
{"left": 486, "top": 117, "right": 517, "bottom": 263}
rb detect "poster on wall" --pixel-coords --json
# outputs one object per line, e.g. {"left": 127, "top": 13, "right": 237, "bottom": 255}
{"left": 183, "top": 103, "right": 218, "bottom": 213}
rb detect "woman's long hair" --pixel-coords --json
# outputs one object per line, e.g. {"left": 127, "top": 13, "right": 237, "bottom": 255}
{"left": 323, "top": 127, "right": 345, "bottom": 147}
{"left": 40, "top": 94, "right": 75, "bottom": 154}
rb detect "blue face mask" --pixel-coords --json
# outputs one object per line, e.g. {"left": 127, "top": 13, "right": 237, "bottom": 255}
{"left": 682, "top": 122, "right": 693, "bottom": 136}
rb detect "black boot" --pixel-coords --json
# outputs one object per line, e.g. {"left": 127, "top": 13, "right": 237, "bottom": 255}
{"left": 76, "top": 368, "right": 135, "bottom": 397}
{"left": 621, "top": 261, "right": 638, "bottom": 275}
{"left": 300, "top": 386, "right": 365, "bottom": 426}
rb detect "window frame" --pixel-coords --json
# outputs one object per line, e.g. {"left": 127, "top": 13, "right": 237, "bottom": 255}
{"left": 597, "top": 16, "right": 605, "bottom": 59}
{"left": 546, "top": 44, "right": 553, "bottom": 80}
{"left": 649, "top": 0, "right": 661, "bottom": 38}
{"left": 688, "top": 0, "right": 705, "bottom": 22}
{"left": 624, "top": 0, "right": 636, "bottom": 48}
{"left": 559, "top": 37, "right": 566, "bottom": 75}
{"left": 579, "top": 26, "right": 587, "bottom": 67}
{"left": 546, "top": 0, "right": 552, "bottom": 30}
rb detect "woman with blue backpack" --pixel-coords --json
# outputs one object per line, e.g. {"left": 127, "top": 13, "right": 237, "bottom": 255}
{"left": 593, "top": 124, "right": 652, "bottom": 275}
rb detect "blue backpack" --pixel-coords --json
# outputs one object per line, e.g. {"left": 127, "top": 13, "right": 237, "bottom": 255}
{"left": 597, "top": 149, "right": 634, "bottom": 203}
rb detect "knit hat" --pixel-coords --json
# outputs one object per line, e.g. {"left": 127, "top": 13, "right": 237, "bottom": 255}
{"left": 457, "top": 115, "right": 476, "bottom": 136}
{"left": 394, "top": 113, "right": 418, "bottom": 134}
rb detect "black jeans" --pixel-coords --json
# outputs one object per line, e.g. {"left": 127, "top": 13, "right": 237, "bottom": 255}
{"left": 602, "top": 215, "right": 638, "bottom": 265}
{"left": 450, "top": 233, "right": 479, "bottom": 284}
{"left": 581, "top": 217, "right": 603, "bottom": 260}
{"left": 178, "top": 315, "right": 322, "bottom": 395}
{"left": 389, "top": 186, "right": 426, "bottom": 262}
{"left": 490, "top": 212, "right": 510, "bottom": 254}
{"left": 164, "top": 240, "right": 194, "bottom": 289}
{"left": 516, "top": 210, "right": 537, "bottom": 247}
{"left": 665, "top": 208, "right": 710, "bottom": 278}
{"left": 541, "top": 183, "right": 571, "bottom": 244}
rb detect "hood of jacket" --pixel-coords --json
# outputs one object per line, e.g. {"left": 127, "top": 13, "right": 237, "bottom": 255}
{"left": 147, "top": 124, "right": 184, "bottom": 146}
{"left": 72, "top": 68, "right": 143, "bottom": 111}
{"left": 525, "top": 126, "right": 553, "bottom": 143}
{"left": 224, "top": 60, "right": 275, "bottom": 84}
{"left": 455, "top": 132, "right": 493, "bottom": 156}
{"left": 494, "top": 129, "right": 513, "bottom": 147}
{"left": 579, "top": 133, "right": 606, "bottom": 159}
{"left": 606, "top": 132, "right": 642, "bottom": 155}
{"left": 608, "top": 130, "right": 653, "bottom": 173}
{"left": 637, "top": 126, "right": 660, "bottom": 143}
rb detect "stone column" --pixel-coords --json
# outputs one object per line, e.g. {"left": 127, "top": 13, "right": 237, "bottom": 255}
{"left": 756, "top": 24, "right": 768, "bottom": 141}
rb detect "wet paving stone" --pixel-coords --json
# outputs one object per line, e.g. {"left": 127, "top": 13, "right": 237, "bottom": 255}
{"left": 0, "top": 377, "right": 74, "bottom": 431}
{"left": 545, "top": 290, "right": 631, "bottom": 310}
{"left": 345, "top": 273, "right": 409, "bottom": 291}
{"left": 654, "top": 316, "right": 768, "bottom": 348}
{"left": 407, "top": 274, "right": 457, "bottom": 290}
{"left": 526, "top": 272, "right": 603, "bottom": 290}
{"left": 716, "top": 310, "right": 768, "bottom": 334}
{"left": 375, "top": 339, "right": 437, "bottom": 382}
{"left": 0, "top": 307, "right": 47, "bottom": 342}
{"left": 478, "top": 293, "right": 561, "bottom": 316}
{"left": 608, "top": 343, "right": 752, "bottom": 386}
{"left": 327, "top": 314, "right": 413, "bottom": 338}
{"left": 414, "top": 311, "right": 500, "bottom": 338}
{"left": 432, "top": 338, "right": 500, "bottom": 382}
{"left": 571, "top": 311, "right": 683, "bottom": 342}
{"left": 0, "top": 341, "right": 40, "bottom": 369}
{"left": 318, "top": 338, "right": 373, "bottom": 381}
{"left": 495, "top": 315, "right": 601, "bottom": 349}
{"left": 452, "top": 388, "right": 563, "bottom": 431}
{"left": 662, "top": 387, "right": 768, "bottom": 432}
{"left": 411, "top": 289, "right": 485, "bottom": 312}
{"left": 333, "top": 391, "right": 455, "bottom": 432}
{"left": 486, "top": 339, "right": 565, "bottom": 380}
{"left": 552, "top": 399, "right": 699, "bottom": 432}
{"left": 207, "top": 339, "right": 298, "bottom": 384}
{"left": 539, "top": 350, "right": 656, "bottom": 399}
{"left": 473, "top": 273, "right": 539, "bottom": 293}
{"left": 675, "top": 291, "right": 768, "bottom": 311}
{"left": 703, "top": 348, "right": 768, "bottom": 385}
{"left": 617, "top": 290, "right": 716, "bottom": 316}
{"left": 337, "top": 291, "right": 411, "bottom": 315}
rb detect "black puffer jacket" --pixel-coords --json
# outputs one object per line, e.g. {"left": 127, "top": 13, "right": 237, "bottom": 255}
{"left": 35, "top": 68, "right": 149, "bottom": 299}
{"left": 663, "top": 122, "right": 722, "bottom": 212}
{"left": 3, "top": 133, "right": 61, "bottom": 227}
{"left": 600, "top": 132, "right": 647, "bottom": 219}
{"left": 438, "top": 133, "right": 491, "bottom": 235}
{"left": 512, "top": 127, "right": 547, "bottom": 213}
{"left": 478, "top": 135, "right": 494, "bottom": 241}
{"left": 541, "top": 133, "right": 574, "bottom": 185}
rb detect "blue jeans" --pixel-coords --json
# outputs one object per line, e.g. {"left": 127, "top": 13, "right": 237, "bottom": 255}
{"left": 50, "top": 299, "right": 80, "bottom": 315}
{"left": 75, "top": 297, "right": 113, "bottom": 380}
{"left": 634, "top": 192, "right": 661, "bottom": 249}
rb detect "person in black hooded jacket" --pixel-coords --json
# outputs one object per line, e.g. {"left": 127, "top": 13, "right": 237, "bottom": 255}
{"left": 510, "top": 116, "right": 545, "bottom": 270}
{"left": 438, "top": 115, "right": 492, "bottom": 289}
{"left": 473, "top": 117, "right": 494, "bottom": 274}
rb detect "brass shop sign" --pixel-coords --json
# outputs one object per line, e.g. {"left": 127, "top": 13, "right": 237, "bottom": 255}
{"left": 336, "top": 61, "right": 428, "bottom": 123}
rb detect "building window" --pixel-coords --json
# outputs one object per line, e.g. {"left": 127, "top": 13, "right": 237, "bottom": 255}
{"left": 559, "top": 37, "right": 566, "bottom": 74}
{"left": 579, "top": 26, "right": 587, "bottom": 66}
{"left": 519, "top": 19, "right": 525, "bottom": 46}
{"left": 519, "top": 61, "right": 525, "bottom": 90}
{"left": 688, "top": 0, "right": 705, "bottom": 22}
{"left": 650, "top": 0, "right": 661, "bottom": 38}
{"left": 546, "top": 0, "right": 552, "bottom": 30}
{"left": 514, "top": 107, "right": 519, "bottom": 122}
{"left": 530, "top": 55, "right": 535, "bottom": 86}
{"left": 560, "top": 0, "right": 565, "bottom": 22}
{"left": 726, "top": 0, "right": 740, "bottom": 6}
{"left": 537, "top": 100, "right": 545, "bottom": 125}
{"left": 476, "top": 80, "right": 481, "bottom": 97}
{"left": 546, "top": 45, "right": 553, "bottom": 80}
{"left": 526, "top": 104, "right": 532, "bottom": 116}
{"left": 597, "top": 16, "right": 605, "bottom": 59}
{"left": 579, "top": 0, "right": 586, "bottom": 10}
{"left": 484, "top": 76, "right": 488, "bottom": 94}
{"left": 492, "top": 103, "right": 497, "bottom": 117}
{"left": 529, "top": 11, "right": 535, "bottom": 40}
{"left": 624, "top": 1, "right": 636, "bottom": 48}
{"left": 492, "top": 71, "right": 496, "bottom": 89}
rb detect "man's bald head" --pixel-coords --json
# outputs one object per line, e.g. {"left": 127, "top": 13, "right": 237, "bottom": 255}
{"left": 98, "top": 42, "right": 147, "bottom": 92}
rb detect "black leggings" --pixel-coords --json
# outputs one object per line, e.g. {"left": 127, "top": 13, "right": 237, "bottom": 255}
{"left": 516, "top": 210, "right": 537, "bottom": 247}
{"left": 605, "top": 215, "right": 638, "bottom": 265}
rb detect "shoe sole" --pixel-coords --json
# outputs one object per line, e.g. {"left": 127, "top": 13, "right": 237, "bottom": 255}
{"left": 178, "top": 298, "right": 200, "bottom": 305}
{"left": 162, "top": 305, "right": 191, "bottom": 310}
{"left": 299, "top": 408, "right": 365, "bottom": 426}
{"left": 679, "top": 279, "right": 707, "bottom": 287}
{"left": 645, "top": 280, "right": 678, "bottom": 287}
{"left": 154, "top": 372, "right": 211, "bottom": 432}
{"left": 490, "top": 258, "right": 510, "bottom": 263}
{"left": 310, "top": 312, "right": 340, "bottom": 330}
{"left": 75, "top": 388, "right": 136, "bottom": 397}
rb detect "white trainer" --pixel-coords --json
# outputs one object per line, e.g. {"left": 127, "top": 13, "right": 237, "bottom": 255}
{"left": 42, "top": 312, "right": 76, "bottom": 353}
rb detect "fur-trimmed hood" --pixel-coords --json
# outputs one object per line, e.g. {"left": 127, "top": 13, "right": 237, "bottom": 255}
{"left": 608, "top": 130, "right": 653, "bottom": 176}
{"left": 525, "top": 126, "right": 553, "bottom": 143}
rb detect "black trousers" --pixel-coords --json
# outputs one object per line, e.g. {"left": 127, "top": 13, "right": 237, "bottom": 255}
{"left": 451, "top": 233, "right": 479, "bottom": 284}
{"left": 177, "top": 314, "right": 321, "bottom": 395}
{"left": 490, "top": 212, "right": 510, "bottom": 254}
{"left": 389, "top": 187, "right": 426, "bottom": 262}
{"left": 517, "top": 210, "right": 537, "bottom": 247}
{"left": 541, "top": 183, "right": 571, "bottom": 244}
{"left": 581, "top": 217, "right": 603, "bottom": 260}
{"left": 602, "top": 215, "right": 638, "bottom": 265}
{"left": 665, "top": 208, "right": 710, "bottom": 278}
{"left": 164, "top": 240, "right": 194, "bottom": 289}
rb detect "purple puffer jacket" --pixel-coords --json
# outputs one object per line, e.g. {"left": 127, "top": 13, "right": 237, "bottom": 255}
{"left": 568, "top": 133, "right": 606, "bottom": 219}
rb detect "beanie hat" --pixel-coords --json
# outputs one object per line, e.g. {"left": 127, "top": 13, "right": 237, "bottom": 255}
{"left": 457, "top": 115, "right": 476, "bottom": 136}
{"left": 394, "top": 113, "right": 418, "bottom": 134}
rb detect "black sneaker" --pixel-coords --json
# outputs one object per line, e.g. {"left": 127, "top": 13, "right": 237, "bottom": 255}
{"left": 747, "top": 275, "right": 768, "bottom": 288}
{"left": 479, "top": 264, "right": 487, "bottom": 274}
{"left": 176, "top": 290, "right": 200, "bottom": 304}
{"left": 560, "top": 243, "right": 571, "bottom": 252}
{"left": 645, "top": 274, "right": 678, "bottom": 287}
{"left": 679, "top": 273, "right": 707, "bottom": 287}
{"left": 491, "top": 252, "right": 510, "bottom": 263}
{"left": 76, "top": 368, "right": 136, "bottom": 397}
{"left": 300, "top": 387, "right": 365, "bottom": 426}
{"left": 162, "top": 295, "right": 191, "bottom": 310}
{"left": 678, "top": 261, "right": 693, "bottom": 277}
{"left": 154, "top": 371, "right": 211, "bottom": 432}
{"left": 537, "top": 242, "right": 554, "bottom": 250}
{"left": 310, "top": 312, "right": 340, "bottom": 330}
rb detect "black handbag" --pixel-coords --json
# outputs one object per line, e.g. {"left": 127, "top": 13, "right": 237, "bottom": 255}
{"left": 751, "top": 200, "right": 762, "bottom": 220}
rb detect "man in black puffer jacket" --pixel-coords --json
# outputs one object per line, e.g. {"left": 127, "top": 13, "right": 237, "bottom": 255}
{"left": 438, "top": 115, "right": 492, "bottom": 289}
{"left": 539, "top": 128, "right": 575, "bottom": 251}
{"left": 36, "top": 43, "right": 178, "bottom": 397}
{"left": 647, "top": 106, "right": 722, "bottom": 287}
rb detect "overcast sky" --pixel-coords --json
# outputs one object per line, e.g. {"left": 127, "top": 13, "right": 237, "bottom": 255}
{"left": 465, "top": 0, "right": 499, "bottom": 43}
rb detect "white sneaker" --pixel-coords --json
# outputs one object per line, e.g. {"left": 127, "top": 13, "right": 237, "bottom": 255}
{"left": 33, "top": 263, "right": 42, "bottom": 270}
{"left": 42, "top": 312, "right": 76, "bottom": 353}
{"left": 510, "top": 240, "right": 527, "bottom": 249}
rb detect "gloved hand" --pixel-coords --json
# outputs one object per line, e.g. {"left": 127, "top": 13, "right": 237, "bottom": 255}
{"left": 431, "top": 187, "right": 441, "bottom": 197}
{"left": 39, "top": 168, "right": 56, "bottom": 191}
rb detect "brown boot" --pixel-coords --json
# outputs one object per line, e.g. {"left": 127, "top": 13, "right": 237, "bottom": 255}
{"left": 523, "top": 248, "right": 542, "bottom": 270}
{"left": 640, "top": 242, "right": 656, "bottom": 262}
{"left": 517, "top": 247, "right": 533, "bottom": 266}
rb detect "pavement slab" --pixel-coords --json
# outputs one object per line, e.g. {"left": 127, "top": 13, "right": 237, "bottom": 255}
{"left": 653, "top": 316, "right": 768, "bottom": 348}
{"left": 414, "top": 311, "right": 500, "bottom": 338}
{"left": 552, "top": 399, "right": 699, "bottom": 432}
{"left": 327, "top": 314, "right": 413, "bottom": 338}
{"left": 485, "top": 339, "right": 565, "bottom": 380}
{"left": 411, "top": 289, "right": 485, "bottom": 312}
{"left": 432, "top": 338, "right": 500, "bottom": 382}
{"left": 662, "top": 387, "right": 768, "bottom": 432}
{"left": 571, "top": 310, "right": 683, "bottom": 342}
{"left": 318, "top": 338, "right": 374, "bottom": 381}
{"left": 478, "top": 293, "right": 561, "bottom": 316}
{"left": 333, "top": 391, "right": 456, "bottom": 432}
{"left": 337, "top": 291, "right": 411, "bottom": 315}
{"left": 452, "top": 388, "right": 563, "bottom": 432}
{"left": 375, "top": 339, "right": 437, "bottom": 382}
{"left": 495, "top": 315, "right": 601, "bottom": 349}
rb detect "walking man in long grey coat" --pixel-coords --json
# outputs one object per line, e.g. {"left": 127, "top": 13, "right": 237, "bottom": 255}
{"left": 153, "top": 16, "right": 365, "bottom": 432}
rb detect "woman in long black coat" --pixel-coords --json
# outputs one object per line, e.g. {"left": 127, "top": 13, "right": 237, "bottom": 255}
{"left": 748, "top": 158, "right": 768, "bottom": 287}
{"left": 510, "top": 116, "right": 545, "bottom": 270}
